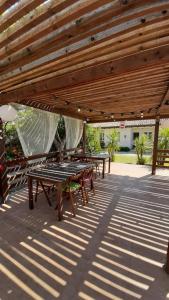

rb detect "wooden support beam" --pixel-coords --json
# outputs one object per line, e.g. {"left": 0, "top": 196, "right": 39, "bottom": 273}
{"left": 164, "top": 241, "right": 169, "bottom": 274}
{"left": 0, "top": 118, "right": 8, "bottom": 203}
{"left": 19, "top": 99, "right": 84, "bottom": 120}
{"left": 82, "top": 122, "right": 86, "bottom": 153}
{"left": 152, "top": 117, "right": 160, "bottom": 175}
{"left": 158, "top": 84, "right": 169, "bottom": 112}
{"left": 1, "top": 44, "right": 169, "bottom": 104}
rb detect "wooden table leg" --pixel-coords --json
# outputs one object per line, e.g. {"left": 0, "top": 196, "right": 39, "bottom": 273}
{"left": 56, "top": 182, "right": 63, "bottom": 221}
{"left": 108, "top": 157, "right": 111, "bottom": 173}
{"left": 28, "top": 176, "right": 34, "bottom": 209}
{"left": 102, "top": 159, "right": 105, "bottom": 179}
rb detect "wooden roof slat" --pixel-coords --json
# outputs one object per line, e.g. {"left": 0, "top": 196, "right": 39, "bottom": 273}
{"left": 0, "top": 0, "right": 18, "bottom": 14}
{"left": 1, "top": 19, "right": 169, "bottom": 90}
{"left": 0, "top": 0, "right": 169, "bottom": 121}
{"left": 0, "top": 0, "right": 169, "bottom": 82}
{"left": 1, "top": 43, "right": 169, "bottom": 104}
{"left": 53, "top": 80, "right": 168, "bottom": 98}
{"left": 0, "top": 0, "right": 113, "bottom": 62}
{"left": 51, "top": 68, "right": 169, "bottom": 94}
{"left": 3, "top": 63, "right": 169, "bottom": 93}
{"left": 0, "top": 0, "right": 78, "bottom": 49}
{"left": 0, "top": 0, "right": 45, "bottom": 33}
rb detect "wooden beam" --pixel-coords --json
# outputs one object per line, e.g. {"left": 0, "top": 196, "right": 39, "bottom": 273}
{"left": 158, "top": 84, "right": 169, "bottom": 112}
{"left": 164, "top": 241, "right": 169, "bottom": 274}
{"left": 1, "top": 0, "right": 168, "bottom": 79}
{"left": 1, "top": 44, "right": 169, "bottom": 104}
{"left": 82, "top": 122, "right": 86, "bottom": 153}
{"left": 152, "top": 117, "right": 160, "bottom": 175}
{"left": 0, "top": 1, "right": 77, "bottom": 48}
{"left": 0, "top": 0, "right": 17, "bottom": 14}
{"left": 0, "top": 0, "right": 45, "bottom": 33}
{"left": 2, "top": 20, "right": 169, "bottom": 90}
{"left": 0, "top": 0, "right": 113, "bottom": 62}
{"left": 19, "top": 99, "right": 84, "bottom": 120}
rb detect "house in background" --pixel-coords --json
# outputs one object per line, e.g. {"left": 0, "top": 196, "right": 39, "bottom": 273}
{"left": 93, "top": 119, "right": 169, "bottom": 150}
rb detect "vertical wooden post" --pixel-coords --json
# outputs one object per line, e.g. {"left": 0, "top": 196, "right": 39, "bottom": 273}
{"left": 164, "top": 241, "right": 169, "bottom": 274}
{"left": 0, "top": 118, "right": 8, "bottom": 203}
{"left": 152, "top": 117, "right": 160, "bottom": 175}
{"left": 83, "top": 122, "right": 86, "bottom": 154}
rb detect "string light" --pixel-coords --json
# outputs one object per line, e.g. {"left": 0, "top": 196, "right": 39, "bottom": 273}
{"left": 52, "top": 94, "right": 152, "bottom": 119}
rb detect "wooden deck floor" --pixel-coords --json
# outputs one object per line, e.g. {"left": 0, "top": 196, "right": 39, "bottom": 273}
{"left": 0, "top": 163, "right": 169, "bottom": 300}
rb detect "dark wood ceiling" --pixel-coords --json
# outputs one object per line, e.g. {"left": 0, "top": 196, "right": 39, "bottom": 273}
{"left": 0, "top": 0, "right": 169, "bottom": 122}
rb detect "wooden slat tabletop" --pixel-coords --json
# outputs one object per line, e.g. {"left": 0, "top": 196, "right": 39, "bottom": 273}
{"left": 28, "top": 161, "right": 94, "bottom": 182}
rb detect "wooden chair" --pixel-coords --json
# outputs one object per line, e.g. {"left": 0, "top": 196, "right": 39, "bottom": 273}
{"left": 34, "top": 180, "right": 54, "bottom": 207}
{"left": 63, "top": 172, "right": 85, "bottom": 216}
{"left": 80, "top": 167, "right": 95, "bottom": 204}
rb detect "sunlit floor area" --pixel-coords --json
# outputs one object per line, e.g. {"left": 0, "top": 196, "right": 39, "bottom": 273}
{"left": 0, "top": 163, "right": 169, "bottom": 300}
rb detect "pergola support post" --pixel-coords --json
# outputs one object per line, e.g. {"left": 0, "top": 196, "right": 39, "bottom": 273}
{"left": 83, "top": 122, "right": 86, "bottom": 153}
{"left": 0, "top": 118, "right": 8, "bottom": 204}
{"left": 164, "top": 241, "right": 169, "bottom": 274}
{"left": 152, "top": 117, "right": 160, "bottom": 175}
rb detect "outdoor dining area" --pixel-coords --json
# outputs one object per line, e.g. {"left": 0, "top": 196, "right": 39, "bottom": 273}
{"left": 0, "top": 0, "right": 169, "bottom": 299}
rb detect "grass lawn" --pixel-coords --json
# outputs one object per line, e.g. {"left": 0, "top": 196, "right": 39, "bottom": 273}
{"left": 114, "top": 153, "right": 152, "bottom": 165}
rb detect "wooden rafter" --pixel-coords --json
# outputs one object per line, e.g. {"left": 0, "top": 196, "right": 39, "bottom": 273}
{"left": 1, "top": 0, "right": 169, "bottom": 79}
{"left": 0, "top": 0, "right": 45, "bottom": 32}
{"left": 1, "top": 18, "right": 169, "bottom": 91}
{"left": 1, "top": 43, "right": 169, "bottom": 103}
{"left": 0, "top": 0, "right": 78, "bottom": 48}
{"left": 0, "top": 0, "right": 18, "bottom": 14}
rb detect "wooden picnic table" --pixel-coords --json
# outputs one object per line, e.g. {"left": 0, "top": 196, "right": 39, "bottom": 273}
{"left": 71, "top": 152, "right": 111, "bottom": 178}
{"left": 27, "top": 161, "right": 94, "bottom": 221}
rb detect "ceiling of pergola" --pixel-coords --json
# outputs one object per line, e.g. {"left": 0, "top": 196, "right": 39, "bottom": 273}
{"left": 0, "top": 0, "right": 169, "bottom": 122}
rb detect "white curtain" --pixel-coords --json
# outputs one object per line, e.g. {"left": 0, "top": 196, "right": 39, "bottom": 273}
{"left": 64, "top": 116, "right": 83, "bottom": 149}
{"left": 14, "top": 104, "right": 59, "bottom": 157}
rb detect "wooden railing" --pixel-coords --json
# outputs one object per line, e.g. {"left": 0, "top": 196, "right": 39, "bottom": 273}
{"left": 2, "top": 147, "right": 83, "bottom": 199}
{"left": 156, "top": 149, "right": 169, "bottom": 168}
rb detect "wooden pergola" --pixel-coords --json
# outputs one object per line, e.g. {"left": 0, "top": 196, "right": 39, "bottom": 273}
{"left": 0, "top": 0, "right": 169, "bottom": 274}
{"left": 0, "top": 1, "right": 169, "bottom": 164}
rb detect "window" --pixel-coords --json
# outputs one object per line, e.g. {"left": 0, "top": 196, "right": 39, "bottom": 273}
{"left": 133, "top": 132, "right": 139, "bottom": 140}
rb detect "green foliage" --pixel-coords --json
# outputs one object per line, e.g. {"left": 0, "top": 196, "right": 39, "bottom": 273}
{"left": 158, "top": 128, "right": 169, "bottom": 149}
{"left": 134, "top": 134, "right": 149, "bottom": 165}
{"left": 86, "top": 125, "right": 101, "bottom": 153}
{"left": 158, "top": 128, "right": 169, "bottom": 166}
{"left": 107, "top": 129, "right": 119, "bottom": 161}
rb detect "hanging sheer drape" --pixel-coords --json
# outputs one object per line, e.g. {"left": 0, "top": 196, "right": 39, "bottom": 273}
{"left": 14, "top": 104, "right": 59, "bottom": 157}
{"left": 64, "top": 116, "right": 83, "bottom": 149}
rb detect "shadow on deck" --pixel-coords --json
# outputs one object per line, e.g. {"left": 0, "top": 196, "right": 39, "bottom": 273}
{"left": 0, "top": 163, "right": 169, "bottom": 300}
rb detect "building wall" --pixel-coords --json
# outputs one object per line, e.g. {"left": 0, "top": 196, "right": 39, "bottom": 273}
{"left": 102, "top": 126, "right": 154, "bottom": 149}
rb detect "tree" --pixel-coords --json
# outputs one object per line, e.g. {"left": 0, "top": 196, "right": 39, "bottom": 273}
{"left": 86, "top": 125, "right": 101, "bottom": 153}
{"left": 134, "top": 134, "right": 149, "bottom": 165}
{"left": 107, "top": 129, "right": 119, "bottom": 161}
